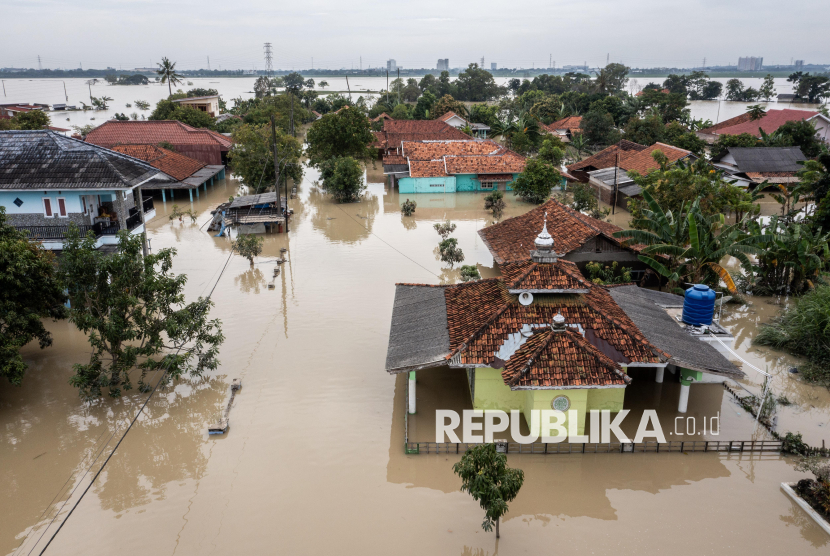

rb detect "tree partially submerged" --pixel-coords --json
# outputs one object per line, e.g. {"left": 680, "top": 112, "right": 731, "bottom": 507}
{"left": 0, "top": 208, "right": 67, "bottom": 385}
{"left": 233, "top": 234, "right": 264, "bottom": 267}
{"left": 452, "top": 443, "right": 524, "bottom": 538}
{"left": 319, "top": 156, "right": 366, "bottom": 202}
{"left": 511, "top": 159, "right": 560, "bottom": 204}
{"left": 438, "top": 238, "right": 465, "bottom": 268}
{"left": 60, "top": 229, "right": 224, "bottom": 398}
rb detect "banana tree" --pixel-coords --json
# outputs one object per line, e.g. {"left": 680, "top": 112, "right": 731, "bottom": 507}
{"left": 568, "top": 133, "right": 590, "bottom": 161}
{"left": 750, "top": 216, "right": 830, "bottom": 294}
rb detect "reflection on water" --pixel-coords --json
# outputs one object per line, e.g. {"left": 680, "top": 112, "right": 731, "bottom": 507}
{"left": 2, "top": 162, "right": 829, "bottom": 555}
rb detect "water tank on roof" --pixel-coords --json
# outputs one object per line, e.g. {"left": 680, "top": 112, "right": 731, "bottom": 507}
{"left": 682, "top": 284, "right": 716, "bottom": 326}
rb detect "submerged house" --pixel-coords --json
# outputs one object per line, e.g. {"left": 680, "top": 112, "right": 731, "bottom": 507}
{"left": 696, "top": 109, "right": 830, "bottom": 144}
{"left": 540, "top": 116, "right": 583, "bottom": 143}
{"left": 478, "top": 198, "right": 645, "bottom": 277}
{"left": 711, "top": 146, "right": 806, "bottom": 189}
{"left": 0, "top": 130, "right": 159, "bottom": 250}
{"left": 438, "top": 111, "right": 490, "bottom": 138}
{"left": 85, "top": 120, "right": 232, "bottom": 165}
{"left": 389, "top": 140, "right": 526, "bottom": 194}
{"left": 171, "top": 95, "right": 220, "bottom": 118}
{"left": 385, "top": 222, "right": 742, "bottom": 436}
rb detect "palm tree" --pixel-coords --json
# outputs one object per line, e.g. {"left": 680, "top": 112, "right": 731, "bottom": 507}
{"left": 614, "top": 190, "right": 771, "bottom": 293}
{"left": 568, "top": 133, "right": 590, "bottom": 161}
{"left": 746, "top": 104, "right": 767, "bottom": 121}
{"left": 157, "top": 57, "right": 184, "bottom": 96}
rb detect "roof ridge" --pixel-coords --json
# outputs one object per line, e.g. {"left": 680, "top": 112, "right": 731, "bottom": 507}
{"left": 446, "top": 300, "right": 513, "bottom": 361}
{"left": 507, "top": 328, "right": 555, "bottom": 387}
{"left": 565, "top": 329, "right": 633, "bottom": 383}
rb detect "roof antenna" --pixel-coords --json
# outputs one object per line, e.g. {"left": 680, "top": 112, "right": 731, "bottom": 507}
{"left": 551, "top": 314, "right": 566, "bottom": 332}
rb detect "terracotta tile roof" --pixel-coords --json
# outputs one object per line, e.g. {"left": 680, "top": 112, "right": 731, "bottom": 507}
{"left": 372, "top": 112, "right": 393, "bottom": 122}
{"left": 543, "top": 116, "right": 583, "bottom": 133}
{"left": 478, "top": 198, "right": 623, "bottom": 264}
{"left": 635, "top": 88, "right": 670, "bottom": 96}
{"left": 111, "top": 144, "right": 206, "bottom": 181}
{"left": 745, "top": 171, "right": 798, "bottom": 179}
{"left": 478, "top": 173, "right": 514, "bottom": 180}
{"left": 375, "top": 119, "right": 470, "bottom": 151}
{"left": 502, "top": 328, "right": 631, "bottom": 388}
{"left": 617, "top": 142, "right": 692, "bottom": 174}
{"left": 567, "top": 140, "right": 647, "bottom": 175}
{"left": 439, "top": 111, "right": 467, "bottom": 123}
{"left": 382, "top": 153, "right": 407, "bottom": 165}
{"left": 400, "top": 140, "right": 526, "bottom": 177}
{"left": 500, "top": 260, "right": 591, "bottom": 292}
{"left": 85, "top": 120, "right": 232, "bottom": 149}
{"left": 445, "top": 278, "right": 662, "bottom": 367}
{"left": 698, "top": 109, "right": 820, "bottom": 138}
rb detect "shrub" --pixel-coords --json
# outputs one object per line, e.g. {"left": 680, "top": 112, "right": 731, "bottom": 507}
{"left": 460, "top": 265, "right": 481, "bottom": 282}
{"left": 233, "top": 234, "right": 264, "bottom": 266}
{"left": 320, "top": 156, "right": 366, "bottom": 203}
{"left": 401, "top": 198, "right": 417, "bottom": 216}
{"left": 433, "top": 220, "right": 457, "bottom": 240}
{"left": 585, "top": 261, "right": 632, "bottom": 285}
{"left": 570, "top": 182, "right": 610, "bottom": 220}
{"left": 438, "top": 238, "right": 464, "bottom": 267}
{"left": 484, "top": 191, "right": 506, "bottom": 217}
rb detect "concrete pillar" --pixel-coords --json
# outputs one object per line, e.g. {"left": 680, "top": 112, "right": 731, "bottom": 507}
{"left": 161, "top": 189, "right": 166, "bottom": 203}
{"left": 189, "top": 188, "right": 193, "bottom": 203}
{"left": 678, "top": 383, "right": 691, "bottom": 413}
{"left": 655, "top": 367, "right": 664, "bottom": 383}
{"left": 170, "top": 188, "right": 174, "bottom": 199}
{"left": 408, "top": 371, "right": 416, "bottom": 414}
{"left": 196, "top": 187, "right": 200, "bottom": 199}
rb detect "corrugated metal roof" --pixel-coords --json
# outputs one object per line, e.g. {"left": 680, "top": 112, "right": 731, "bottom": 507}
{"left": 726, "top": 147, "right": 806, "bottom": 172}
{"left": 385, "top": 285, "right": 451, "bottom": 373}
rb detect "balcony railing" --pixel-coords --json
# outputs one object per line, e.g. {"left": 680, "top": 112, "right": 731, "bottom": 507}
{"left": 143, "top": 196, "right": 155, "bottom": 213}
{"left": 16, "top": 221, "right": 120, "bottom": 240}
{"left": 126, "top": 212, "right": 143, "bottom": 231}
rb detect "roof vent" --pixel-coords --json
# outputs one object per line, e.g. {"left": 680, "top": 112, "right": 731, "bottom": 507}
{"left": 519, "top": 292, "right": 534, "bottom": 306}
{"left": 551, "top": 313, "right": 566, "bottom": 332}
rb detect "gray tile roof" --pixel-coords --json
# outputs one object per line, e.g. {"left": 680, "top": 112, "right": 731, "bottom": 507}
{"left": 608, "top": 285, "right": 743, "bottom": 377}
{"left": 0, "top": 130, "right": 159, "bottom": 190}
{"left": 725, "top": 147, "right": 806, "bottom": 172}
{"left": 385, "top": 285, "right": 451, "bottom": 373}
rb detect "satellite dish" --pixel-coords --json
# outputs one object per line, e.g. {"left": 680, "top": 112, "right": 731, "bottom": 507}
{"left": 519, "top": 292, "right": 533, "bottom": 306}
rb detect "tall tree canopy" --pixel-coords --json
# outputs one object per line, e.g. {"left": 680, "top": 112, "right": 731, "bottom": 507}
{"left": 0, "top": 208, "right": 67, "bottom": 385}
{"left": 305, "top": 106, "right": 375, "bottom": 167}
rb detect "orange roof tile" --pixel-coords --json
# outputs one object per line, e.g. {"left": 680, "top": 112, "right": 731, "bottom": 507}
{"left": 502, "top": 328, "right": 631, "bottom": 388}
{"left": 567, "top": 140, "right": 647, "bottom": 176}
{"left": 698, "top": 109, "right": 819, "bottom": 138}
{"left": 110, "top": 144, "right": 206, "bottom": 181}
{"left": 500, "top": 260, "right": 591, "bottom": 292}
{"left": 478, "top": 198, "right": 623, "bottom": 264}
{"left": 400, "top": 140, "right": 526, "bottom": 177}
{"left": 85, "top": 120, "right": 232, "bottom": 149}
{"left": 617, "top": 142, "right": 692, "bottom": 174}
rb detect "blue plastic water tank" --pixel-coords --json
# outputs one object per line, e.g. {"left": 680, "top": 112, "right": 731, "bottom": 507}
{"left": 682, "top": 284, "right": 716, "bottom": 326}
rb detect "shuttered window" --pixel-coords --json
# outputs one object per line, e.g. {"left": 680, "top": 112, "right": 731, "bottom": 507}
{"left": 57, "top": 198, "right": 67, "bottom": 217}
{"left": 43, "top": 198, "right": 53, "bottom": 217}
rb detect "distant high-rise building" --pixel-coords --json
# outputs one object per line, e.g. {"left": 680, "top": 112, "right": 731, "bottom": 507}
{"left": 436, "top": 59, "right": 449, "bottom": 71}
{"left": 737, "top": 56, "right": 763, "bottom": 71}
{"left": 491, "top": 62, "right": 497, "bottom": 70}
{"left": 794, "top": 59, "right": 804, "bottom": 69}
{"left": 387, "top": 59, "right": 397, "bottom": 72}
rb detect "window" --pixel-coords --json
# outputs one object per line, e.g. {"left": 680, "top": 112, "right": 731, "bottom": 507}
{"left": 13, "top": 197, "right": 23, "bottom": 207}
{"left": 480, "top": 181, "right": 494, "bottom": 189}
{"left": 430, "top": 183, "right": 444, "bottom": 188}
{"left": 43, "top": 198, "right": 53, "bottom": 217}
{"left": 56, "top": 198, "right": 68, "bottom": 217}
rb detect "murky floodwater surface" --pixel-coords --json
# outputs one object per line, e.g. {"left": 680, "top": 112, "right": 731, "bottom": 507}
{"left": 2, "top": 161, "right": 829, "bottom": 554}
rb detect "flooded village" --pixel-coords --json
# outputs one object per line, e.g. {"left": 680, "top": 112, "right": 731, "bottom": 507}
{"left": 2, "top": 14, "right": 830, "bottom": 555}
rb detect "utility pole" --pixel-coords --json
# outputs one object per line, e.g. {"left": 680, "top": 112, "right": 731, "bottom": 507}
{"left": 62, "top": 81, "right": 68, "bottom": 102}
{"left": 346, "top": 75, "right": 352, "bottom": 101}
{"left": 702, "top": 57, "right": 706, "bottom": 69}
{"left": 88, "top": 82, "right": 93, "bottom": 104}
{"left": 2, "top": 81, "right": 6, "bottom": 97}
{"left": 137, "top": 186, "right": 148, "bottom": 257}
{"left": 270, "top": 114, "right": 282, "bottom": 217}
{"left": 612, "top": 152, "right": 619, "bottom": 215}
{"left": 549, "top": 54, "right": 552, "bottom": 69}
{"left": 207, "top": 56, "right": 210, "bottom": 71}
{"left": 289, "top": 91, "right": 294, "bottom": 136}
{"left": 38, "top": 55, "right": 42, "bottom": 70}
{"left": 386, "top": 70, "right": 389, "bottom": 104}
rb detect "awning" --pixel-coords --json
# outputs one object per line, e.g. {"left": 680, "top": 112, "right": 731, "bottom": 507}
{"left": 478, "top": 174, "right": 514, "bottom": 181}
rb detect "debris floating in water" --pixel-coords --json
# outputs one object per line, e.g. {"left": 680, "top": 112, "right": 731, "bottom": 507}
{"left": 208, "top": 379, "right": 242, "bottom": 435}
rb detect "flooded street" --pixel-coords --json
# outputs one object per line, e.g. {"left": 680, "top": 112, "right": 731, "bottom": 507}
{"left": 2, "top": 165, "right": 829, "bottom": 555}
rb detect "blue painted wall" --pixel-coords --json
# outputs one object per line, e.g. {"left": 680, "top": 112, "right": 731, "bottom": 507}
{"left": 0, "top": 190, "right": 119, "bottom": 215}
{"left": 398, "top": 174, "right": 518, "bottom": 194}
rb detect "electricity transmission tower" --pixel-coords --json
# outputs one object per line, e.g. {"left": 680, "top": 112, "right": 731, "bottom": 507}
{"left": 264, "top": 43, "right": 273, "bottom": 76}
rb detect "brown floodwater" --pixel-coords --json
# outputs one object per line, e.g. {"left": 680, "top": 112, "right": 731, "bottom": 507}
{"left": 2, "top": 166, "right": 829, "bottom": 556}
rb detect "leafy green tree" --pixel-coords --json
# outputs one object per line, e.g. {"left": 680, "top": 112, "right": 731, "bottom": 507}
{"left": 418, "top": 73, "right": 437, "bottom": 94}
{"left": 746, "top": 104, "right": 767, "bottom": 121}
{"left": 436, "top": 71, "right": 454, "bottom": 97}
{"left": 13, "top": 110, "right": 50, "bottom": 130}
{"left": 581, "top": 109, "right": 620, "bottom": 146}
{"left": 638, "top": 89, "right": 689, "bottom": 122}
{"left": 484, "top": 190, "right": 506, "bottom": 217}
{"left": 453, "top": 63, "right": 505, "bottom": 101}
{"left": 0, "top": 208, "right": 67, "bottom": 385}
{"left": 568, "top": 133, "right": 590, "bottom": 161}
{"left": 390, "top": 103, "right": 412, "bottom": 120}
{"left": 624, "top": 113, "right": 665, "bottom": 146}
{"left": 460, "top": 265, "right": 481, "bottom": 281}
{"left": 777, "top": 119, "right": 823, "bottom": 157}
{"left": 759, "top": 75, "right": 776, "bottom": 101}
{"left": 134, "top": 100, "right": 151, "bottom": 110}
{"left": 432, "top": 94, "right": 467, "bottom": 119}
{"left": 452, "top": 443, "right": 524, "bottom": 538}
{"left": 433, "top": 220, "right": 457, "bottom": 240}
{"left": 402, "top": 78, "right": 421, "bottom": 102}
{"left": 319, "top": 156, "right": 366, "bottom": 202}
{"left": 319, "top": 80, "right": 329, "bottom": 89}
{"left": 664, "top": 122, "right": 708, "bottom": 156}
{"left": 413, "top": 90, "right": 436, "bottom": 120}
{"left": 538, "top": 138, "right": 565, "bottom": 166}
{"left": 306, "top": 107, "right": 375, "bottom": 167}
{"left": 626, "top": 154, "right": 731, "bottom": 219}
{"left": 511, "top": 158, "right": 559, "bottom": 204}
{"left": 570, "top": 181, "right": 609, "bottom": 220}
{"left": 233, "top": 234, "right": 264, "bottom": 266}
{"left": 60, "top": 229, "right": 224, "bottom": 399}
{"left": 157, "top": 57, "right": 184, "bottom": 96}
{"left": 788, "top": 72, "right": 830, "bottom": 103}
{"left": 438, "top": 238, "right": 464, "bottom": 267}
{"left": 229, "top": 123, "right": 303, "bottom": 193}
{"left": 401, "top": 198, "right": 417, "bottom": 216}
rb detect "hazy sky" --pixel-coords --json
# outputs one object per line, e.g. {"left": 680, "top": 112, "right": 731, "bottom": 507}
{"left": 2, "top": 0, "right": 827, "bottom": 70}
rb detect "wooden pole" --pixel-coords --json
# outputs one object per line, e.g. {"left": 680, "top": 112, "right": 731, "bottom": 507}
{"left": 136, "top": 186, "right": 148, "bottom": 258}
{"left": 612, "top": 152, "right": 619, "bottom": 215}
{"left": 346, "top": 75, "right": 351, "bottom": 102}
